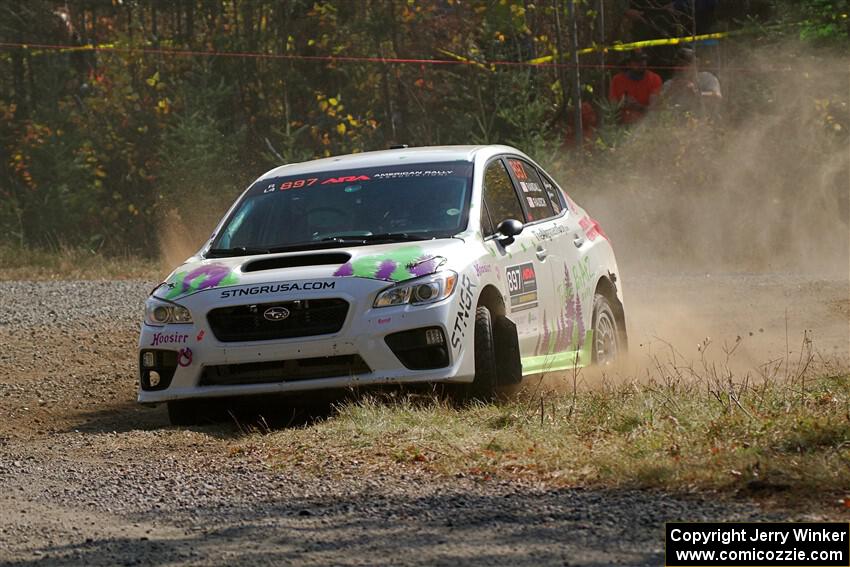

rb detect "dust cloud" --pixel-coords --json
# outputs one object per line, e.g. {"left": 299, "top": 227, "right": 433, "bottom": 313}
{"left": 157, "top": 210, "right": 203, "bottom": 271}
{"left": 573, "top": 46, "right": 849, "bottom": 276}
{"left": 564, "top": 44, "right": 850, "bottom": 380}
{"left": 156, "top": 190, "right": 239, "bottom": 273}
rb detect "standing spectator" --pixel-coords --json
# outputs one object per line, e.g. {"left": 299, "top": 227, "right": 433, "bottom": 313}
{"left": 609, "top": 51, "right": 663, "bottom": 124}
{"left": 661, "top": 48, "right": 722, "bottom": 115}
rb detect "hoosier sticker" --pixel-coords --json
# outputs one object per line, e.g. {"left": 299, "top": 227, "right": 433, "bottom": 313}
{"left": 506, "top": 263, "right": 538, "bottom": 312}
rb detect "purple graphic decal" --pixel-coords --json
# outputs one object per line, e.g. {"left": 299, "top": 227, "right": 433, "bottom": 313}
{"left": 534, "top": 310, "right": 547, "bottom": 356}
{"left": 408, "top": 255, "right": 441, "bottom": 277}
{"left": 574, "top": 283, "right": 586, "bottom": 347}
{"left": 165, "top": 263, "right": 238, "bottom": 300}
{"left": 185, "top": 265, "right": 229, "bottom": 290}
{"left": 375, "top": 260, "right": 398, "bottom": 280}
{"left": 333, "top": 263, "right": 354, "bottom": 277}
{"left": 539, "top": 314, "right": 551, "bottom": 356}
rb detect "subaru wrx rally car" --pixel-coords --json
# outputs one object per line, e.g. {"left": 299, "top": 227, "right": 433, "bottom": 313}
{"left": 140, "top": 145, "right": 627, "bottom": 424}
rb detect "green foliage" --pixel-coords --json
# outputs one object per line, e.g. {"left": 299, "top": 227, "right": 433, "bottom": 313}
{"left": 495, "top": 69, "right": 558, "bottom": 160}
{"left": 796, "top": 0, "right": 850, "bottom": 44}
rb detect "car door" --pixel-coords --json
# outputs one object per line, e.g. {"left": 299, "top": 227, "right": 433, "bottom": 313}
{"left": 504, "top": 157, "right": 590, "bottom": 371}
{"left": 533, "top": 162, "right": 595, "bottom": 368}
{"left": 480, "top": 157, "right": 556, "bottom": 361}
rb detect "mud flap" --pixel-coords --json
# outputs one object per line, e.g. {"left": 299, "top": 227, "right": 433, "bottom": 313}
{"left": 494, "top": 315, "right": 522, "bottom": 385}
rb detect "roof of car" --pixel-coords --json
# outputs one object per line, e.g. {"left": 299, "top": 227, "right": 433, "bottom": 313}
{"left": 257, "top": 144, "right": 525, "bottom": 181}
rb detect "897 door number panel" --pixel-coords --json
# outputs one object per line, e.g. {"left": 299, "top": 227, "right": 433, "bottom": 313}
{"left": 506, "top": 263, "right": 538, "bottom": 312}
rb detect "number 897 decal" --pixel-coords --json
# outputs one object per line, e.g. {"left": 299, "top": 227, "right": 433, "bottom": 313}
{"left": 506, "top": 263, "right": 538, "bottom": 312}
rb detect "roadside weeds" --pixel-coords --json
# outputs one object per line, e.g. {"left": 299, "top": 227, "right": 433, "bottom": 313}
{"left": 244, "top": 342, "right": 850, "bottom": 511}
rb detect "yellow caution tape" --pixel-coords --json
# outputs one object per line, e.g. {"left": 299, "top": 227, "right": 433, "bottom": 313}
{"left": 527, "top": 30, "right": 734, "bottom": 65}
{"left": 3, "top": 29, "right": 736, "bottom": 70}
{"left": 435, "top": 48, "right": 494, "bottom": 71}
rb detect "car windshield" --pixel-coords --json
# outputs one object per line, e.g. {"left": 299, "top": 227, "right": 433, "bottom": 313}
{"left": 210, "top": 161, "right": 473, "bottom": 256}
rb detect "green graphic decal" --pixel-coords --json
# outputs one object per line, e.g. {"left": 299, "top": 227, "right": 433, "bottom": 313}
{"left": 164, "top": 263, "right": 239, "bottom": 300}
{"left": 521, "top": 331, "right": 593, "bottom": 375}
{"left": 333, "top": 246, "right": 443, "bottom": 281}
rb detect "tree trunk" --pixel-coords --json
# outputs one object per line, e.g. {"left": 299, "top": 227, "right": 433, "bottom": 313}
{"left": 151, "top": 1, "right": 158, "bottom": 43}
{"left": 553, "top": 0, "right": 570, "bottom": 130}
{"left": 185, "top": 0, "right": 194, "bottom": 45}
{"left": 386, "top": 0, "right": 409, "bottom": 143}
{"left": 567, "top": 0, "right": 583, "bottom": 148}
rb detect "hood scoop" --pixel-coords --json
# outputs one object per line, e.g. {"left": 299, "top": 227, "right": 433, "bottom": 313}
{"left": 242, "top": 252, "right": 351, "bottom": 273}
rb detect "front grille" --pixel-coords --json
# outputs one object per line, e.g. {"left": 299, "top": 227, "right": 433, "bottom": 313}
{"left": 200, "top": 355, "right": 371, "bottom": 386}
{"left": 207, "top": 298, "right": 349, "bottom": 342}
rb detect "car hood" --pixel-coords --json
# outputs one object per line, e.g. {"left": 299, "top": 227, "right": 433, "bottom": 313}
{"left": 153, "top": 239, "right": 468, "bottom": 301}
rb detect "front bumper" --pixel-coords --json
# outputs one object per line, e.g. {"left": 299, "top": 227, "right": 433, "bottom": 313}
{"left": 137, "top": 277, "right": 474, "bottom": 403}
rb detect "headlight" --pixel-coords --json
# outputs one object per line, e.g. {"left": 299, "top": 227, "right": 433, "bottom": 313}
{"left": 374, "top": 271, "right": 458, "bottom": 308}
{"left": 144, "top": 297, "right": 193, "bottom": 326}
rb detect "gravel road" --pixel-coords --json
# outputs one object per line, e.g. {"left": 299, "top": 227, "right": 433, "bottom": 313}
{"left": 0, "top": 275, "right": 846, "bottom": 566}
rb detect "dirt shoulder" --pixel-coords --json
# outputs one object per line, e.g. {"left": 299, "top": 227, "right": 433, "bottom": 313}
{"left": 0, "top": 276, "right": 847, "bottom": 566}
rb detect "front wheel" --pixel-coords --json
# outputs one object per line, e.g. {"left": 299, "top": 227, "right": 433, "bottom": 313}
{"left": 445, "top": 306, "right": 499, "bottom": 404}
{"left": 470, "top": 306, "right": 499, "bottom": 399}
{"left": 591, "top": 294, "right": 624, "bottom": 365}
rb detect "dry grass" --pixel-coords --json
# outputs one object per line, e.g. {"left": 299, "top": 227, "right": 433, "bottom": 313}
{"left": 252, "top": 347, "right": 850, "bottom": 509}
{"left": 0, "top": 246, "right": 162, "bottom": 280}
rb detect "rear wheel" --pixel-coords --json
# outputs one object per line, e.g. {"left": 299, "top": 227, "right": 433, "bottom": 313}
{"left": 591, "top": 293, "right": 623, "bottom": 365}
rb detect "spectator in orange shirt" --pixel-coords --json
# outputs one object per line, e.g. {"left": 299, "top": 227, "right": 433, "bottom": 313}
{"left": 609, "top": 50, "right": 663, "bottom": 124}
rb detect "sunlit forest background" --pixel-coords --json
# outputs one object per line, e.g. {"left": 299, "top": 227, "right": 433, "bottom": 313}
{"left": 0, "top": 0, "right": 847, "bottom": 259}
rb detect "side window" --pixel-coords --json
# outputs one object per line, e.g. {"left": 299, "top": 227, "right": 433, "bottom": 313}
{"left": 538, "top": 170, "right": 564, "bottom": 215}
{"left": 480, "top": 200, "right": 496, "bottom": 237}
{"left": 483, "top": 159, "right": 524, "bottom": 227}
{"left": 506, "top": 158, "right": 555, "bottom": 221}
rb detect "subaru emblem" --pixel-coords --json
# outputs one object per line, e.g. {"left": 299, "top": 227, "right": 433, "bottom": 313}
{"left": 263, "top": 306, "right": 290, "bottom": 321}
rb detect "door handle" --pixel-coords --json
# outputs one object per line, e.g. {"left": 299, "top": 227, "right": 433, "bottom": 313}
{"left": 536, "top": 246, "right": 548, "bottom": 260}
{"left": 573, "top": 235, "right": 585, "bottom": 248}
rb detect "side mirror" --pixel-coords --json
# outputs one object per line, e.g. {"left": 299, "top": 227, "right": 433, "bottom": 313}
{"left": 495, "top": 219, "right": 524, "bottom": 246}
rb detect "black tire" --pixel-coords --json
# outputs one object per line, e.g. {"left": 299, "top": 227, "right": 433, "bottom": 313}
{"left": 493, "top": 315, "right": 522, "bottom": 385}
{"left": 167, "top": 399, "right": 206, "bottom": 426}
{"left": 469, "top": 306, "right": 498, "bottom": 400}
{"left": 591, "top": 293, "right": 624, "bottom": 365}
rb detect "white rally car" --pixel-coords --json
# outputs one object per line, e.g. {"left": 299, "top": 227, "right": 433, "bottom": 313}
{"left": 139, "top": 145, "right": 627, "bottom": 424}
